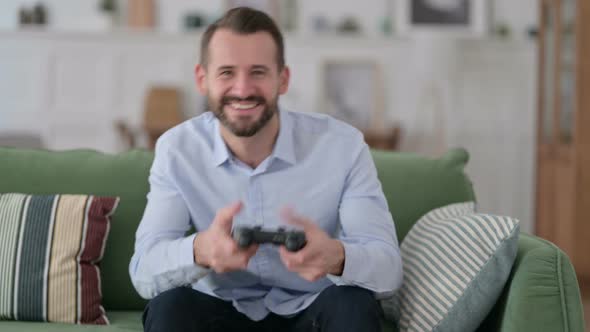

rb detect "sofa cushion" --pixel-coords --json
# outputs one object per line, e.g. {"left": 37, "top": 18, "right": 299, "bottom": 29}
{"left": 0, "top": 147, "right": 475, "bottom": 313}
{"left": 382, "top": 202, "right": 519, "bottom": 332}
{"left": 0, "top": 313, "right": 398, "bottom": 331}
{"left": 0, "top": 148, "right": 153, "bottom": 311}
{"left": 0, "top": 194, "right": 118, "bottom": 324}
{"left": 371, "top": 148, "right": 476, "bottom": 242}
{"left": 0, "top": 311, "right": 143, "bottom": 332}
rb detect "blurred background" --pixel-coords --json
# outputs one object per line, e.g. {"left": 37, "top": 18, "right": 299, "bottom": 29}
{"left": 0, "top": 0, "right": 588, "bottom": 303}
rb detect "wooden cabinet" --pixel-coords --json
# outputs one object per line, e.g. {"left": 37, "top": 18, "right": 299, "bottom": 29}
{"left": 536, "top": 0, "right": 590, "bottom": 281}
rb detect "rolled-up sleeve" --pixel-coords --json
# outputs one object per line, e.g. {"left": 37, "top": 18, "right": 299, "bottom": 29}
{"left": 327, "top": 142, "right": 403, "bottom": 296}
{"left": 128, "top": 136, "right": 209, "bottom": 299}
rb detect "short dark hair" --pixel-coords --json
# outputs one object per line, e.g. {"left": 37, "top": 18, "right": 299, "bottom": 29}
{"left": 200, "top": 7, "right": 285, "bottom": 70}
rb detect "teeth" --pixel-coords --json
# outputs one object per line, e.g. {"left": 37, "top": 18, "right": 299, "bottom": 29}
{"left": 231, "top": 102, "right": 257, "bottom": 110}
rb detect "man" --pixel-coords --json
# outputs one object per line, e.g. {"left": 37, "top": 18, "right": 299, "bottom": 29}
{"left": 129, "top": 7, "right": 402, "bottom": 332}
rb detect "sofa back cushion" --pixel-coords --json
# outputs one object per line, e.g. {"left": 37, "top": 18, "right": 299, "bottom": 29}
{"left": 0, "top": 147, "right": 475, "bottom": 311}
{"left": 0, "top": 148, "right": 153, "bottom": 311}
{"left": 371, "top": 148, "right": 476, "bottom": 242}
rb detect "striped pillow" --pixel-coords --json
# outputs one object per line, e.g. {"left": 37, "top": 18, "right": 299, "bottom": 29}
{"left": 0, "top": 193, "right": 119, "bottom": 325}
{"left": 382, "top": 202, "right": 519, "bottom": 332}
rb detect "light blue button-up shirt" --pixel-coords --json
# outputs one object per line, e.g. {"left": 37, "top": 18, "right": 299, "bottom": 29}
{"left": 129, "top": 109, "right": 402, "bottom": 321}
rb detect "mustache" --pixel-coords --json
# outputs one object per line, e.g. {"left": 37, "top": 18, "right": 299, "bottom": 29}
{"left": 221, "top": 95, "right": 266, "bottom": 105}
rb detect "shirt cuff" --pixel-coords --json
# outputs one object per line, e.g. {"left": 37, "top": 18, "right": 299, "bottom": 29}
{"left": 178, "top": 233, "right": 210, "bottom": 279}
{"left": 327, "top": 241, "right": 359, "bottom": 286}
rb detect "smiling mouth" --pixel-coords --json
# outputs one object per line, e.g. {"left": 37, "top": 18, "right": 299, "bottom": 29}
{"left": 229, "top": 101, "right": 260, "bottom": 111}
{"left": 222, "top": 95, "right": 265, "bottom": 112}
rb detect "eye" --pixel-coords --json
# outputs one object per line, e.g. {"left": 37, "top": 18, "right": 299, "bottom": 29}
{"left": 219, "top": 70, "right": 233, "bottom": 78}
{"left": 252, "top": 70, "right": 266, "bottom": 77}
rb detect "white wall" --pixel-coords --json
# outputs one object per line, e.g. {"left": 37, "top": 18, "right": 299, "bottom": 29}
{"left": 0, "top": 30, "right": 537, "bottom": 233}
{"left": 1, "top": 0, "right": 538, "bottom": 37}
{"left": 0, "top": 1, "right": 539, "bottom": 231}
{"left": 492, "top": 0, "right": 539, "bottom": 37}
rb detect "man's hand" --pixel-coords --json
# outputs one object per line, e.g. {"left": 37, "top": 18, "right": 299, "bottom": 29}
{"left": 278, "top": 207, "right": 345, "bottom": 282}
{"left": 193, "top": 201, "right": 258, "bottom": 273}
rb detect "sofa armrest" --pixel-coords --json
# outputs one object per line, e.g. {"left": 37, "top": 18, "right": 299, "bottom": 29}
{"left": 477, "top": 233, "right": 585, "bottom": 332}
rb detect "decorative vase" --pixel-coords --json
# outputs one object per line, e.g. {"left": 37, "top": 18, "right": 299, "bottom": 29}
{"left": 128, "top": 0, "right": 155, "bottom": 29}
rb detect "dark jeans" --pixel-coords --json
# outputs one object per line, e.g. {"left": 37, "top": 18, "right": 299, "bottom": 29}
{"left": 143, "top": 285, "right": 381, "bottom": 332}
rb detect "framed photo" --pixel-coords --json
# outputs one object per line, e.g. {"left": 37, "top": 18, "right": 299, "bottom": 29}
{"left": 395, "top": 0, "right": 488, "bottom": 36}
{"left": 225, "top": 0, "right": 280, "bottom": 25}
{"left": 319, "top": 60, "right": 384, "bottom": 132}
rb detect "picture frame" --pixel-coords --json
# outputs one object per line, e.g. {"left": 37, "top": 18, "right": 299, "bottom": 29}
{"left": 319, "top": 60, "right": 384, "bottom": 132}
{"left": 225, "top": 0, "right": 280, "bottom": 25}
{"left": 395, "top": 0, "right": 489, "bottom": 36}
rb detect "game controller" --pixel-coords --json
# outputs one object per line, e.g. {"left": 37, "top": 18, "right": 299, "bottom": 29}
{"left": 232, "top": 226, "right": 307, "bottom": 252}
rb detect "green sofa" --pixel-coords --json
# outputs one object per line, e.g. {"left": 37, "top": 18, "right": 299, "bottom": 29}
{"left": 0, "top": 147, "right": 585, "bottom": 331}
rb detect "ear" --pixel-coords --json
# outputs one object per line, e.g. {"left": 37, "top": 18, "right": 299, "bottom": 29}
{"left": 278, "top": 66, "right": 290, "bottom": 95}
{"left": 195, "top": 64, "right": 208, "bottom": 95}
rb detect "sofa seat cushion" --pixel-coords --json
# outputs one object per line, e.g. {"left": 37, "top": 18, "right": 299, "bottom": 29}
{"left": 0, "top": 311, "right": 402, "bottom": 331}
{"left": 0, "top": 311, "right": 143, "bottom": 332}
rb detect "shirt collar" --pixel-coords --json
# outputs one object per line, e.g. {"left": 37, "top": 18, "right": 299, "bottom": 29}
{"left": 271, "top": 109, "right": 296, "bottom": 165}
{"left": 211, "top": 109, "right": 296, "bottom": 167}
{"left": 212, "top": 119, "right": 231, "bottom": 166}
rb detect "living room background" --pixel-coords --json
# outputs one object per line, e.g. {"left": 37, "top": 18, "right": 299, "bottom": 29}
{"left": 0, "top": 0, "right": 538, "bottom": 231}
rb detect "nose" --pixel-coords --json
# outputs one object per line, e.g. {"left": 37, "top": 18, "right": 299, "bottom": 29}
{"left": 230, "top": 72, "right": 256, "bottom": 98}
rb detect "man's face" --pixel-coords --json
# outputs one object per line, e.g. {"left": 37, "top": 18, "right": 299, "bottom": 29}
{"left": 196, "top": 29, "right": 290, "bottom": 137}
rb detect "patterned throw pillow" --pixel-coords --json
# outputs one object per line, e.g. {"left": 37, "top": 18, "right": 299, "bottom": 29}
{"left": 0, "top": 193, "right": 119, "bottom": 325}
{"left": 381, "top": 202, "right": 519, "bottom": 332}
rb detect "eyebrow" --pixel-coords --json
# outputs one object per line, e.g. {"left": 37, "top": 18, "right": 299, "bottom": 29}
{"left": 251, "top": 65, "right": 270, "bottom": 71}
{"left": 217, "top": 65, "right": 234, "bottom": 72}
{"left": 215, "top": 65, "right": 270, "bottom": 72}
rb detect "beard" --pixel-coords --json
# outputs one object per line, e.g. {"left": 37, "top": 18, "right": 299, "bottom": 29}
{"left": 210, "top": 94, "right": 278, "bottom": 137}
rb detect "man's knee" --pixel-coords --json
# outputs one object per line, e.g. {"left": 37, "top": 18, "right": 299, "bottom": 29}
{"left": 143, "top": 287, "right": 201, "bottom": 331}
{"left": 145, "top": 287, "right": 195, "bottom": 316}
{"left": 308, "top": 285, "right": 381, "bottom": 332}
{"left": 298, "top": 286, "right": 381, "bottom": 332}
{"left": 321, "top": 285, "right": 379, "bottom": 316}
